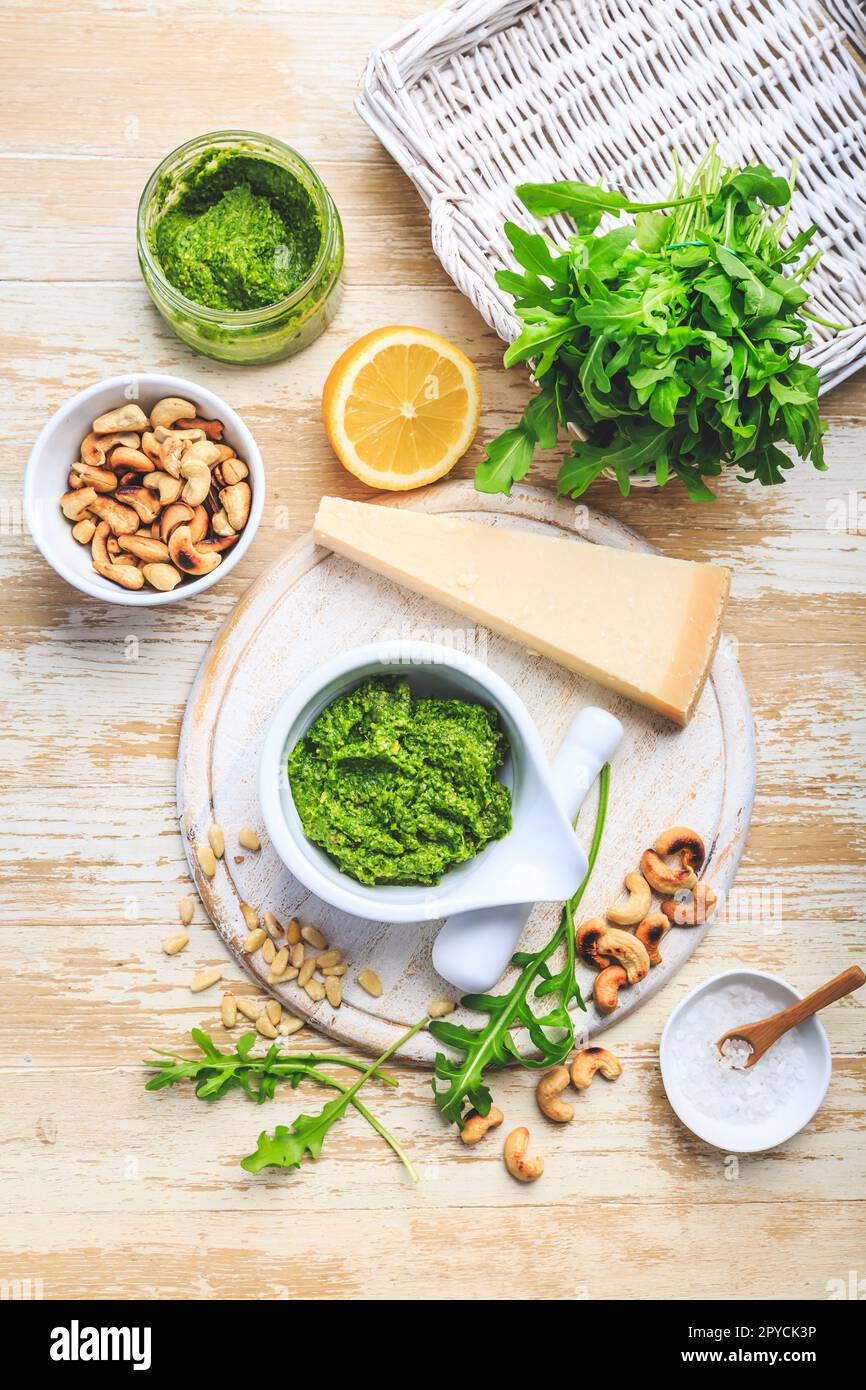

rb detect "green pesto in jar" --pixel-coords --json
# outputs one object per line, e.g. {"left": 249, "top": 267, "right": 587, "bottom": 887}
{"left": 152, "top": 150, "right": 323, "bottom": 311}
{"left": 287, "top": 677, "right": 512, "bottom": 887}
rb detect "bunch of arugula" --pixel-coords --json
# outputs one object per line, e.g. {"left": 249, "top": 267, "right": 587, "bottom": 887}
{"left": 145, "top": 1024, "right": 423, "bottom": 1181}
{"left": 429, "top": 764, "right": 609, "bottom": 1127}
{"left": 477, "top": 147, "right": 839, "bottom": 502}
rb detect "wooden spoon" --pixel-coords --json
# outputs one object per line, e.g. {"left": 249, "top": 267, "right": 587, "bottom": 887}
{"left": 717, "top": 966, "right": 865, "bottom": 1068}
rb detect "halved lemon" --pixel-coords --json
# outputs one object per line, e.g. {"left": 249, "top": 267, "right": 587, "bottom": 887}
{"left": 322, "top": 326, "right": 482, "bottom": 490}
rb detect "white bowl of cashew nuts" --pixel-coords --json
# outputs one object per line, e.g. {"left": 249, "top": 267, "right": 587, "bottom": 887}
{"left": 24, "top": 373, "right": 265, "bottom": 606}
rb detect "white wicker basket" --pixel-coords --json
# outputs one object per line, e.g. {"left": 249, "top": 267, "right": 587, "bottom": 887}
{"left": 358, "top": 0, "right": 866, "bottom": 410}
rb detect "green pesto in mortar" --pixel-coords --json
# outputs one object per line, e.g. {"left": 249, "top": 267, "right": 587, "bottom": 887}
{"left": 152, "top": 151, "right": 323, "bottom": 311}
{"left": 287, "top": 677, "right": 512, "bottom": 887}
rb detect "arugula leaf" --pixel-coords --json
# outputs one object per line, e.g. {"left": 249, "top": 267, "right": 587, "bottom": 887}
{"left": 517, "top": 180, "right": 699, "bottom": 221}
{"left": 430, "top": 765, "right": 611, "bottom": 1127}
{"left": 475, "top": 424, "right": 535, "bottom": 494}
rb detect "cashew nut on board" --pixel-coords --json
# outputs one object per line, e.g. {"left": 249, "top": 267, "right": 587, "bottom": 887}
{"left": 634, "top": 912, "right": 671, "bottom": 965}
{"left": 594, "top": 964, "right": 629, "bottom": 1014}
{"left": 661, "top": 881, "right": 718, "bottom": 926}
{"left": 57, "top": 398, "right": 253, "bottom": 592}
{"left": 606, "top": 870, "right": 652, "bottom": 926}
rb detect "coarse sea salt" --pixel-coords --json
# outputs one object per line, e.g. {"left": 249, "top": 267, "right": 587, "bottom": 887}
{"left": 667, "top": 982, "right": 806, "bottom": 1124}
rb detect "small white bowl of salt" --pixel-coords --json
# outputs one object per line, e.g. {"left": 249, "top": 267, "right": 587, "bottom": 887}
{"left": 660, "top": 970, "right": 832, "bottom": 1152}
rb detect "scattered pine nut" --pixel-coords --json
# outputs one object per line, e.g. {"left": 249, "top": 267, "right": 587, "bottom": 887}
{"left": 427, "top": 999, "right": 456, "bottom": 1018}
{"left": 162, "top": 933, "right": 189, "bottom": 956}
{"left": 301, "top": 924, "right": 327, "bottom": 949}
{"left": 325, "top": 976, "right": 343, "bottom": 1008}
{"left": 304, "top": 979, "right": 326, "bottom": 1002}
{"left": 197, "top": 845, "right": 217, "bottom": 878}
{"left": 236, "top": 996, "right": 263, "bottom": 1021}
{"left": 208, "top": 824, "right": 225, "bottom": 859}
{"left": 179, "top": 896, "right": 195, "bottom": 926}
{"left": 297, "top": 957, "right": 316, "bottom": 988}
{"left": 262, "top": 938, "right": 276, "bottom": 965}
{"left": 290, "top": 943, "right": 305, "bottom": 969}
{"left": 221, "top": 992, "right": 237, "bottom": 1028}
{"left": 322, "top": 964, "right": 347, "bottom": 977}
{"left": 256, "top": 1013, "right": 278, "bottom": 1039}
{"left": 244, "top": 928, "right": 267, "bottom": 953}
{"left": 190, "top": 966, "right": 223, "bottom": 993}
{"left": 280, "top": 1016, "right": 304, "bottom": 1037}
{"left": 238, "top": 826, "right": 261, "bottom": 851}
{"left": 240, "top": 902, "right": 259, "bottom": 932}
{"left": 317, "top": 948, "right": 342, "bottom": 968}
{"left": 286, "top": 917, "right": 301, "bottom": 946}
{"left": 266, "top": 998, "right": 282, "bottom": 1027}
{"left": 358, "top": 969, "right": 383, "bottom": 997}
{"left": 272, "top": 946, "right": 289, "bottom": 975}
{"left": 263, "top": 911, "right": 283, "bottom": 938}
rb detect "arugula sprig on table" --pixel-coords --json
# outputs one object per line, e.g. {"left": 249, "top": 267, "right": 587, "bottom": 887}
{"left": 144, "top": 1025, "right": 421, "bottom": 1180}
{"left": 429, "top": 764, "right": 610, "bottom": 1128}
{"left": 478, "top": 147, "right": 840, "bottom": 501}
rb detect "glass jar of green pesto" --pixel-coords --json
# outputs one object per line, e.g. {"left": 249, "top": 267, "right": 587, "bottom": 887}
{"left": 137, "top": 131, "right": 343, "bottom": 365}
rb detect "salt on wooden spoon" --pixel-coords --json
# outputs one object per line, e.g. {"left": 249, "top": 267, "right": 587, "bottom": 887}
{"left": 717, "top": 966, "right": 865, "bottom": 1069}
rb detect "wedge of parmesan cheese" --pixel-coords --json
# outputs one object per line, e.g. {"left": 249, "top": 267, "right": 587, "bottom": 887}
{"left": 314, "top": 496, "right": 730, "bottom": 725}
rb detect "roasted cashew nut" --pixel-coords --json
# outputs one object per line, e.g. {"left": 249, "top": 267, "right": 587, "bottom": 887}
{"left": 88, "top": 495, "right": 140, "bottom": 536}
{"left": 570, "top": 1047, "right": 623, "bottom": 1089}
{"left": 71, "top": 517, "right": 96, "bottom": 544}
{"left": 176, "top": 415, "right": 224, "bottom": 440}
{"left": 661, "top": 881, "right": 717, "bottom": 927}
{"left": 593, "top": 925, "right": 650, "bottom": 983}
{"left": 141, "top": 562, "right": 182, "bottom": 592}
{"left": 220, "top": 457, "right": 249, "bottom": 484}
{"left": 641, "top": 847, "right": 697, "bottom": 895}
{"left": 536, "top": 1064, "right": 574, "bottom": 1122}
{"left": 634, "top": 911, "right": 671, "bottom": 965}
{"left": 91, "top": 520, "right": 144, "bottom": 590}
{"left": 654, "top": 826, "right": 705, "bottom": 872}
{"left": 211, "top": 507, "right": 236, "bottom": 538}
{"left": 593, "top": 964, "right": 629, "bottom": 1014}
{"left": 60, "top": 486, "right": 98, "bottom": 521}
{"left": 180, "top": 456, "right": 212, "bottom": 507}
{"left": 460, "top": 1104, "right": 504, "bottom": 1146}
{"left": 220, "top": 480, "right": 251, "bottom": 531}
{"left": 189, "top": 504, "right": 209, "bottom": 544}
{"left": 68, "top": 462, "right": 117, "bottom": 493}
{"left": 150, "top": 396, "right": 196, "bottom": 432}
{"left": 117, "top": 533, "right": 170, "bottom": 564}
{"left": 607, "top": 870, "right": 652, "bottom": 926}
{"left": 116, "top": 486, "right": 161, "bottom": 524}
{"left": 159, "top": 502, "right": 195, "bottom": 542}
{"left": 503, "top": 1127, "right": 544, "bottom": 1182}
{"left": 168, "top": 523, "right": 222, "bottom": 576}
{"left": 109, "top": 446, "right": 154, "bottom": 475}
{"left": 92, "top": 403, "right": 149, "bottom": 434}
{"left": 575, "top": 917, "right": 615, "bottom": 970}
{"left": 142, "top": 471, "right": 183, "bottom": 506}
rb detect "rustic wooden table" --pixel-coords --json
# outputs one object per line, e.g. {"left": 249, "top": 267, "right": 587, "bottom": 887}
{"left": 1, "top": 0, "right": 864, "bottom": 1302}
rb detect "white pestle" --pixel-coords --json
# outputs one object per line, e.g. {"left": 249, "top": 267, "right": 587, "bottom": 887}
{"left": 431, "top": 706, "right": 624, "bottom": 994}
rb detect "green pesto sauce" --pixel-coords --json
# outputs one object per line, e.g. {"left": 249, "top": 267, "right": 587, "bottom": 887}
{"left": 152, "top": 152, "right": 323, "bottom": 311}
{"left": 287, "top": 677, "right": 512, "bottom": 888}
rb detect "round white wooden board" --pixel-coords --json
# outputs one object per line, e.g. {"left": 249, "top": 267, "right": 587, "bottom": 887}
{"left": 177, "top": 481, "right": 755, "bottom": 1064}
